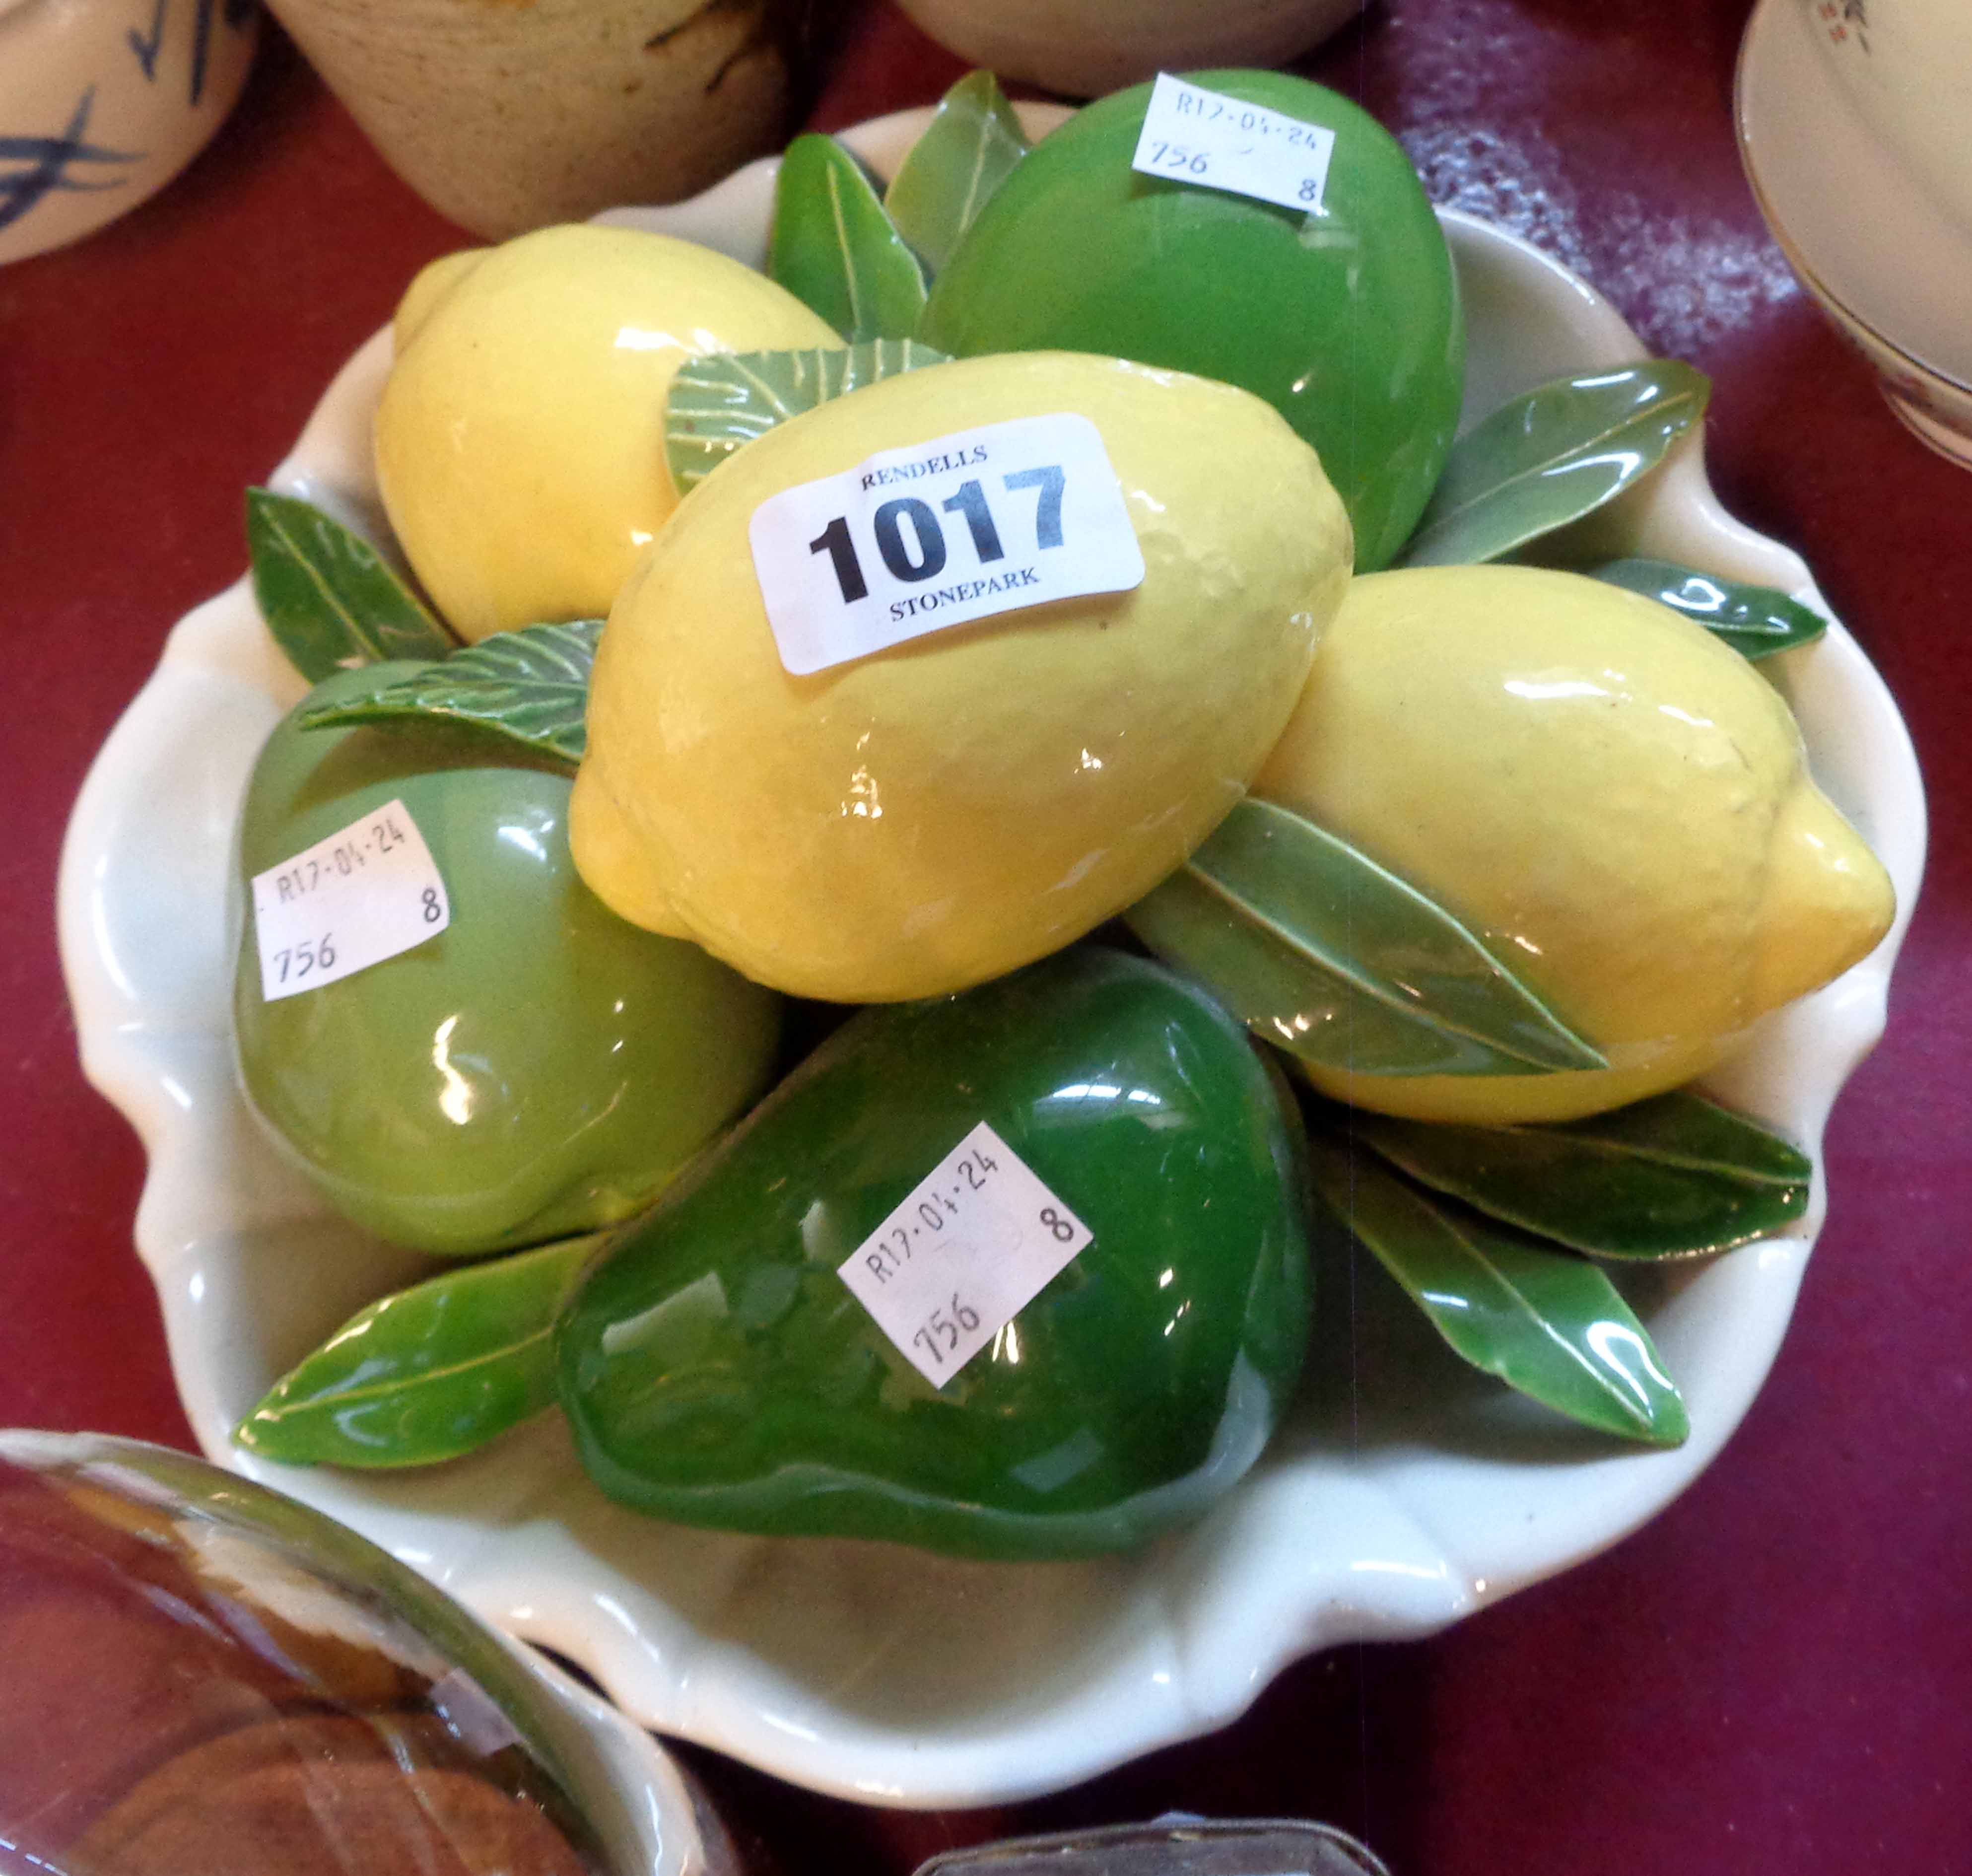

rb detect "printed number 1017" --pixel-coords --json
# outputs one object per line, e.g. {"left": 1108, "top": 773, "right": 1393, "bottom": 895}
{"left": 808, "top": 465, "right": 1066, "bottom": 605}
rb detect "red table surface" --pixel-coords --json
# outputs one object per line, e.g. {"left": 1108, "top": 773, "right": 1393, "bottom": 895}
{"left": 2, "top": 2, "right": 1968, "bottom": 1871}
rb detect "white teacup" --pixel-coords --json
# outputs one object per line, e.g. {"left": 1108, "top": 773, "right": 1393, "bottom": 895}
{"left": 0, "top": 0, "right": 257, "bottom": 265}
{"left": 1802, "top": 0, "right": 1972, "bottom": 238}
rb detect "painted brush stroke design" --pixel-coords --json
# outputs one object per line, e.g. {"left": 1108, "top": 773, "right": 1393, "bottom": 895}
{"left": 1, "top": 0, "right": 256, "bottom": 257}
{"left": 0, "top": 89, "right": 142, "bottom": 235}
{"left": 127, "top": 0, "right": 258, "bottom": 106}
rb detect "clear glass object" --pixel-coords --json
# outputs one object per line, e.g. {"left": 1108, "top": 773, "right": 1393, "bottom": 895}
{"left": 913, "top": 1818, "right": 1392, "bottom": 1876}
{"left": 0, "top": 1429, "right": 729, "bottom": 1876}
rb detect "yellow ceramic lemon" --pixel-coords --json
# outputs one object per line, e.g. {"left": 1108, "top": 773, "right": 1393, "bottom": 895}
{"left": 572, "top": 350, "right": 1353, "bottom": 1001}
{"left": 374, "top": 224, "right": 842, "bottom": 641}
{"left": 1256, "top": 564, "right": 1894, "bottom": 1123}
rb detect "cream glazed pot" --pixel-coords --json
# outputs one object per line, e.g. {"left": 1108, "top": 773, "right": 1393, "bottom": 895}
{"left": 0, "top": 0, "right": 257, "bottom": 264}
{"left": 891, "top": 0, "right": 1366, "bottom": 98}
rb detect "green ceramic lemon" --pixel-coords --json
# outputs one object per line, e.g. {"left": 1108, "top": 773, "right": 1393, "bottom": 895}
{"left": 920, "top": 70, "right": 1463, "bottom": 571}
{"left": 232, "top": 667, "right": 780, "bottom": 1257}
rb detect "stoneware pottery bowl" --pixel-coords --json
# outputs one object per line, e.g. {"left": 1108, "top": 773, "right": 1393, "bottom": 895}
{"left": 0, "top": 0, "right": 257, "bottom": 264}
{"left": 260, "top": 0, "right": 811, "bottom": 239}
{"left": 60, "top": 104, "right": 1924, "bottom": 1807}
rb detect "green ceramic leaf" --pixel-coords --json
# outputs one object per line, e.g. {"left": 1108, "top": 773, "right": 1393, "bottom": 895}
{"left": 665, "top": 339, "right": 951, "bottom": 497}
{"left": 884, "top": 69, "right": 1031, "bottom": 275}
{"left": 246, "top": 487, "right": 454, "bottom": 681}
{"left": 1306, "top": 1135, "right": 1689, "bottom": 1446}
{"left": 1344, "top": 1090, "right": 1812, "bottom": 1260}
{"left": 1393, "top": 361, "right": 1711, "bottom": 568}
{"left": 297, "top": 618, "right": 603, "bottom": 765}
{"left": 234, "top": 1235, "right": 601, "bottom": 1468}
{"left": 769, "top": 133, "right": 929, "bottom": 341}
{"left": 1126, "top": 798, "right": 1606, "bottom": 1077}
{"left": 1591, "top": 556, "right": 1827, "bottom": 660}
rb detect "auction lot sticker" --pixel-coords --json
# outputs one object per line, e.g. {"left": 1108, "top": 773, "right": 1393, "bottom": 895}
{"left": 251, "top": 799, "right": 450, "bottom": 1001}
{"left": 748, "top": 412, "right": 1146, "bottom": 676}
{"left": 1130, "top": 72, "right": 1339, "bottom": 215}
{"left": 838, "top": 1122, "right": 1094, "bottom": 1387}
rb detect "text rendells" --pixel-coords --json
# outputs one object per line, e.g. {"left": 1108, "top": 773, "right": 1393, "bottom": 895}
{"left": 251, "top": 798, "right": 451, "bottom": 1002}
{"left": 838, "top": 1121, "right": 1094, "bottom": 1388}
{"left": 748, "top": 412, "right": 1146, "bottom": 675}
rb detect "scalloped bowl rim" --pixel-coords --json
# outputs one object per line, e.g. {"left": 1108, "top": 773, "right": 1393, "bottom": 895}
{"left": 57, "top": 104, "right": 1925, "bottom": 1808}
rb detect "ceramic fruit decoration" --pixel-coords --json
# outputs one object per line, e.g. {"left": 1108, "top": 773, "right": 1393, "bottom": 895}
{"left": 1135, "top": 564, "right": 1895, "bottom": 1125}
{"left": 237, "top": 1234, "right": 606, "bottom": 1465}
{"left": 920, "top": 70, "right": 1464, "bottom": 573}
{"left": 222, "top": 69, "right": 1904, "bottom": 1488}
{"left": 569, "top": 349, "right": 1353, "bottom": 1002}
{"left": 558, "top": 948, "right": 1315, "bottom": 1560}
{"left": 232, "top": 666, "right": 780, "bottom": 1258}
{"left": 372, "top": 224, "right": 842, "bottom": 642}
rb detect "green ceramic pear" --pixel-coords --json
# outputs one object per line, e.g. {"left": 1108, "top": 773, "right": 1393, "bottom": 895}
{"left": 558, "top": 947, "right": 1314, "bottom": 1560}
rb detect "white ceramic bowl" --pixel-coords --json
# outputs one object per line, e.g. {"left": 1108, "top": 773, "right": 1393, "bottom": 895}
{"left": 888, "top": 0, "right": 1365, "bottom": 101}
{"left": 0, "top": 0, "right": 257, "bottom": 265}
{"left": 59, "top": 106, "right": 1925, "bottom": 1808}
{"left": 1738, "top": 0, "right": 1972, "bottom": 466}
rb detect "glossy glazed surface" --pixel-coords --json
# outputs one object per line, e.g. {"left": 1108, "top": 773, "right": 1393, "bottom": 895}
{"left": 51, "top": 132, "right": 1922, "bottom": 1805}
{"left": 26, "top": 20, "right": 1958, "bottom": 1850}
{"left": 769, "top": 131, "right": 928, "bottom": 338}
{"left": 572, "top": 348, "right": 1351, "bottom": 1000}
{"left": 1345, "top": 1093, "right": 1811, "bottom": 1262}
{"left": 561, "top": 949, "right": 1312, "bottom": 1559}
{"left": 237, "top": 1234, "right": 601, "bottom": 1465}
{"left": 1393, "top": 359, "right": 1707, "bottom": 567}
{"left": 920, "top": 71, "right": 1463, "bottom": 570}
{"left": 1251, "top": 565, "right": 1895, "bottom": 1122}
{"left": 374, "top": 225, "right": 841, "bottom": 639}
{"left": 233, "top": 667, "right": 780, "bottom": 1256}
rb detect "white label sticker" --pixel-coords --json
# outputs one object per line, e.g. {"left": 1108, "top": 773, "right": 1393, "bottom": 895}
{"left": 250, "top": 798, "right": 450, "bottom": 1002}
{"left": 748, "top": 412, "right": 1146, "bottom": 676}
{"left": 838, "top": 1122, "right": 1093, "bottom": 1388}
{"left": 1130, "top": 72, "right": 1338, "bottom": 215}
